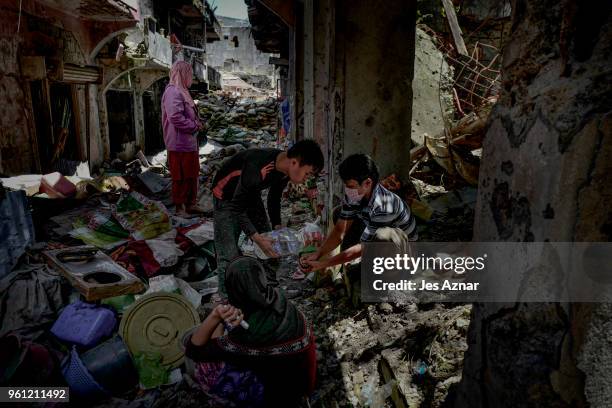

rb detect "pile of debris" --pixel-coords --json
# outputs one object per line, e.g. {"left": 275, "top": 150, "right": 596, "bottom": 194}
{"left": 0, "top": 140, "right": 239, "bottom": 405}
{"left": 0, "top": 131, "right": 330, "bottom": 406}
{"left": 234, "top": 71, "right": 273, "bottom": 90}
{"left": 195, "top": 93, "right": 278, "bottom": 145}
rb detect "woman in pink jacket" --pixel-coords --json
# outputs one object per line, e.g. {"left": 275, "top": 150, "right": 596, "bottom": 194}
{"left": 162, "top": 61, "right": 205, "bottom": 217}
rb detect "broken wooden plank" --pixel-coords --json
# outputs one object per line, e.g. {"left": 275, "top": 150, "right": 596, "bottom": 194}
{"left": 410, "top": 98, "right": 493, "bottom": 163}
{"left": 441, "top": 0, "right": 469, "bottom": 56}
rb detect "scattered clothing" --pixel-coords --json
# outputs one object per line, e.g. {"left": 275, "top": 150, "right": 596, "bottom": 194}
{"left": 0, "top": 265, "right": 65, "bottom": 340}
{"left": 112, "top": 192, "right": 172, "bottom": 240}
{"left": 0, "top": 190, "right": 35, "bottom": 278}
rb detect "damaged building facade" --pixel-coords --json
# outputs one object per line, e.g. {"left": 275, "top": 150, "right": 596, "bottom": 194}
{"left": 244, "top": 0, "right": 612, "bottom": 406}
{"left": 0, "top": 0, "right": 221, "bottom": 176}
{"left": 206, "top": 16, "right": 276, "bottom": 78}
{"left": 246, "top": 0, "right": 418, "bottom": 226}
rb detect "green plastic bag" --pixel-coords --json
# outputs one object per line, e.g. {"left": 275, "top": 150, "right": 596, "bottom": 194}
{"left": 101, "top": 294, "right": 135, "bottom": 314}
{"left": 134, "top": 352, "right": 169, "bottom": 389}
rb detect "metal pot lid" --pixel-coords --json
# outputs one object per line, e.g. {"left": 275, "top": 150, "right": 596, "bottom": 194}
{"left": 119, "top": 293, "right": 200, "bottom": 368}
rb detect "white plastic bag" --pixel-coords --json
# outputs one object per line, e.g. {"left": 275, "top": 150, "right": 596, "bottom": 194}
{"left": 299, "top": 216, "right": 323, "bottom": 247}
{"left": 137, "top": 275, "right": 202, "bottom": 309}
{"left": 146, "top": 230, "right": 184, "bottom": 268}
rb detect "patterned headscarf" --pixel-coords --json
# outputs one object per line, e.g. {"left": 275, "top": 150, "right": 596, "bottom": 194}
{"left": 169, "top": 61, "right": 195, "bottom": 108}
{"left": 225, "top": 256, "right": 303, "bottom": 347}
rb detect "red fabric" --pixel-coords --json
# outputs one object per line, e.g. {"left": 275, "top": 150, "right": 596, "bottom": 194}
{"left": 304, "top": 329, "right": 317, "bottom": 394}
{"left": 110, "top": 241, "right": 161, "bottom": 278}
{"left": 168, "top": 151, "right": 199, "bottom": 205}
{"left": 176, "top": 221, "right": 206, "bottom": 252}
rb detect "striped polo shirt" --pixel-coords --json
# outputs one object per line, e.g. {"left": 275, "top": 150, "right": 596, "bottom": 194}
{"left": 339, "top": 183, "right": 417, "bottom": 242}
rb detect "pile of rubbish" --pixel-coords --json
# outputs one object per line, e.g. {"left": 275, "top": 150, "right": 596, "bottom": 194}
{"left": 0, "top": 86, "right": 486, "bottom": 407}
{"left": 0, "top": 136, "right": 331, "bottom": 406}
{"left": 195, "top": 93, "right": 278, "bottom": 145}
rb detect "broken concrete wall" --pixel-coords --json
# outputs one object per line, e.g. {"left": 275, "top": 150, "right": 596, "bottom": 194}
{"left": 411, "top": 27, "right": 454, "bottom": 145}
{"left": 461, "top": 0, "right": 511, "bottom": 21}
{"left": 207, "top": 16, "right": 275, "bottom": 76}
{"left": 455, "top": 1, "right": 612, "bottom": 406}
{"left": 0, "top": 7, "right": 91, "bottom": 175}
{"left": 0, "top": 8, "right": 36, "bottom": 175}
{"left": 0, "top": 0, "right": 136, "bottom": 175}
{"left": 206, "top": 16, "right": 274, "bottom": 76}
{"left": 336, "top": 0, "right": 417, "bottom": 177}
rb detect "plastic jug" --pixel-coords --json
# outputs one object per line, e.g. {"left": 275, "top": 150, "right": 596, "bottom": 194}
{"left": 51, "top": 301, "right": 116, "bottom": 348}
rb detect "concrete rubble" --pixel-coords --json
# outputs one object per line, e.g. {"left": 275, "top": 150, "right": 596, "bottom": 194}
{"left": 196, "top": 93, "right": 279, "bottom": 145}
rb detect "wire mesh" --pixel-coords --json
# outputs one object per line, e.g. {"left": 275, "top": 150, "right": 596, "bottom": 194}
{"left": 420, "top": 24, "right": 503, "bottom": 119}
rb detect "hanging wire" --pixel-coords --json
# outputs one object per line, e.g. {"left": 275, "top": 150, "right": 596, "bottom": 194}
{"left": 17, "top": 0, "right": 23, "bottom": 33}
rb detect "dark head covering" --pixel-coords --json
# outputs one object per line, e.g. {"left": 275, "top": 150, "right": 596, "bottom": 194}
{"left": 225, "top": 256, "right": 303, "bottom": 346}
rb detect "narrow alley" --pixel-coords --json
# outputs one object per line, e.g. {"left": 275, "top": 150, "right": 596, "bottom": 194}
{"left": 0, "top": 1, "right": 610, "bottom": 407}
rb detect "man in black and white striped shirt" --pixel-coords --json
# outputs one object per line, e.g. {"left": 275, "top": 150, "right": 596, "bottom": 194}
{"left": 302, "top": 154, "right": 417, "bottom": 272}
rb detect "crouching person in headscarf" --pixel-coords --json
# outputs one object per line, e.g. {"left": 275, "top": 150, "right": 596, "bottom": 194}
{"left": 161, "top": 60, "right": 206, "bottom": 217}
{"left": 185, "top": 256, "right": 317, "bottom": 407}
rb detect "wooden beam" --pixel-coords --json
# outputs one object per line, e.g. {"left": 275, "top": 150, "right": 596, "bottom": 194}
{"left": 303, "top": 0, "right": 314, "bottom": 140}
{"left": 441, "top": 0, "right": 469, "bottom": 56}
{"left": 410, "top": 101, "right": 491, "bottom": 162}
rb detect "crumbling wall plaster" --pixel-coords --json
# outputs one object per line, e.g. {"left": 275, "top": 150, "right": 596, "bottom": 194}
{"left": 411, "top": 27, "right": 454, "bottom": 145}
{"left": 455, "top": 1, "right": 612, "bottom": 406}
{"left": 339, "top": 0, "right": 417, "bottom": 177}
{"left": 0, "top": 11, "right": 35, "bottom": 176}
{"left": 207, "top": 18, "right": 275, "bottom": 76}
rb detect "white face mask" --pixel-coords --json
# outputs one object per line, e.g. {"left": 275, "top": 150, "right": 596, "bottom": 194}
{"left": 345, "top": 186, "right": 364, "bottom": 204}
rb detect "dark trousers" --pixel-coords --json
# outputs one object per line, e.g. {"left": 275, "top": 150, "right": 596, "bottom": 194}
{"left": 213, "top": 196, "right": 279, "bottom": 296}
{"left": 332, "top": 207, "right": 412, "bottom": 305}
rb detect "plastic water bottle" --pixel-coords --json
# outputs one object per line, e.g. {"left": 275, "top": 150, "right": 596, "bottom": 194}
{"left": 414, "top": 360, "right": 428, "bottom": 376}
{"left": 254, "top": 228, "right": 303, "bottom": 259}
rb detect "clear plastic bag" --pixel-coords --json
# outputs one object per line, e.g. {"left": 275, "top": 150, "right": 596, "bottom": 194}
{"left": 299, "top": 216, "right": 323, "bottom": 247}
{"left": 254, "top": 228, "right": 303, "bottom": 259}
